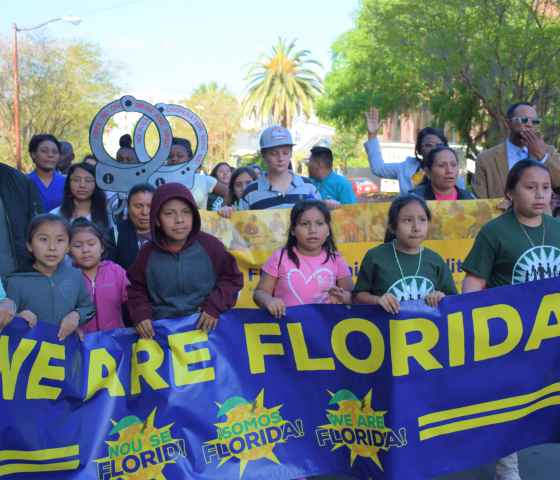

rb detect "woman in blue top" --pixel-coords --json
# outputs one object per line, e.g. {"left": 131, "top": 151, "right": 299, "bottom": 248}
{"left": 364, "top": 107, "right": 450, "bottom": 194}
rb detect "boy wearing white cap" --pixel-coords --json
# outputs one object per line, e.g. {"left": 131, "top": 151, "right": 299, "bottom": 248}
{"left": 238, "top": 126, "right": 321, "bottom": 210}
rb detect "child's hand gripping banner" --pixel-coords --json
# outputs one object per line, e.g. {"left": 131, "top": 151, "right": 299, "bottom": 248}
{"left": 1, "top": 277, "right": 560, "bottom": 479}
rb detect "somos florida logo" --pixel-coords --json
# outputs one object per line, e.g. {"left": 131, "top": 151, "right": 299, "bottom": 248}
{"left": 203, "top": 389, "right": 304, "bottom": 478}
{"left": 95, "top": 408, "right": 186, "bottom": 479}
{"left": 315, "top": 389, "right": 407, "bottom": 470}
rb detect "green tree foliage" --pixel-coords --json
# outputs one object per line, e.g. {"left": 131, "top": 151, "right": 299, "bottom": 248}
{"left": 317, "top": 0, "right": 560, "bottom": 157}
{"left": 243, "top": 38, "right": 323, "bottom": 128}
{"left": 188, "top": 83, "right": 241, "bottom": 169}
{"left": 331, "top": 130, "right": 362, "bottom": 173}
{"left": 140, "top": 82, "right": 241, "bottom": 171}
{"left": 0, "top": 35, "right": 119, "bottom": 170}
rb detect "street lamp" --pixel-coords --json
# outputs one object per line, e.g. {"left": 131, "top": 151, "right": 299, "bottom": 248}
{"left": 12, "top": 16, "right": 82, "bottom": 171}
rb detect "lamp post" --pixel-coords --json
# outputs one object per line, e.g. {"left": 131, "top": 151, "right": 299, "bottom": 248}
{"left": 12, "top": 16, "right": 82, "bottom": 171}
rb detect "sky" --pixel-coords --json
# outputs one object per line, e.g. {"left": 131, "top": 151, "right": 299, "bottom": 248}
{"left": 2, "top": 0, "right": 359, "bottom": 102}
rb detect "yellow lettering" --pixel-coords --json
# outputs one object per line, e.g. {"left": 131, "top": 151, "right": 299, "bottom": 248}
{"left": 473, "top": 304, "right": 522, "bottom": 361}
{"left": 331, "top": 318, "right": 385, "bottom": 374}
{"left": 0, "top": 337, "right": 36, "bottom": 400}
{"left": 130, "top": 340, "right": 170, "bottom": 395}
{"left": 525, "top": 293, "right": 560, "bottom": 351}
{"left": 169, "top": 330, "right": 215, "bottom": 386}
{"left": 26, "top": 342, "right": 65, "bottom": 400}
{"left": 287, "top": 323, "right": 335, "bottom": 371}
{"left": 390, "top": 318, "right": 443, "bottom": 376}
{"left": 448, "top": 312, "right": 466, "bottom": 367}
{"left": 86, "top": 348, "right": 125, "bottom": 400}
{"left": 244, "top": 323, "right": 285, "bottom": 374}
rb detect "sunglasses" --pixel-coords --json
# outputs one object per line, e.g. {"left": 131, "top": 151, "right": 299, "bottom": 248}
{"left": 511, "top": 116, "right": 541, "bottom": 126}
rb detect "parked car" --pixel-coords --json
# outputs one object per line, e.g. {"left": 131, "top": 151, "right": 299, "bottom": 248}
{"left": 349, "top": 177, "right": 379, "bottom": 198}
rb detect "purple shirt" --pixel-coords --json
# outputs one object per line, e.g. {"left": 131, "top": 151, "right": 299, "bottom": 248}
{"left": 28, "top": 171, "right": 66, "bottom": 212}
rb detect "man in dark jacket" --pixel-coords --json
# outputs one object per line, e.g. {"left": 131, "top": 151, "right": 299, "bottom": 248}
{"left": 0, "top": 162, "right": 43, "bottom": 275}
{"left": 127, "top": 183, "right": 243, "bottom": 337}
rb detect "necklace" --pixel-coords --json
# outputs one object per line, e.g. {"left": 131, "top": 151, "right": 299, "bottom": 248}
{"left": 518, "top": 217, "right": 546, "bottom": 248}
{"left": 392, "top": 240, "right": 423, "bottom": 297}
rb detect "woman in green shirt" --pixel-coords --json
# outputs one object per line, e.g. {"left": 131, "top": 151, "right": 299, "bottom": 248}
{"left": 462, "top": 159, "right": 560, "bottom": 480}
{"left": 353, "top": 194, "right": 456, "bottom": 313}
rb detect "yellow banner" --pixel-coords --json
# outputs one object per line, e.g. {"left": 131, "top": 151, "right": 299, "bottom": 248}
{"left": 200, "top": 200, "right": 502, "bottom": 307}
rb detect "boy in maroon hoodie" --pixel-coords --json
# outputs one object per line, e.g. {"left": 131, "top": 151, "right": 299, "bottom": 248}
{"left": 127, "top": 183, "right": 243, "bottom": 337}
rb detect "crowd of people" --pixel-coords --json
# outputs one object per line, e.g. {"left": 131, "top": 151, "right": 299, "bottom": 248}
{"left": 0, "top": 101, "right": 559, "bottom": 480}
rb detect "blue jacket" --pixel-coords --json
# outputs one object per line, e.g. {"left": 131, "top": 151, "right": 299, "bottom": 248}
{"left": 364, "top": 138, "right": 421, "bottom": 194}
{"left": 364, "top": 138, "right": 465, "bottom": 193}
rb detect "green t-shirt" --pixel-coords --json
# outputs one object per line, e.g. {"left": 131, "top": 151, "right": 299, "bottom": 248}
{"left": 462, "top": 210, "right": 560, "bottom": 287}
{"left": 353, "top": 242, "right": 457, "bottom": 301}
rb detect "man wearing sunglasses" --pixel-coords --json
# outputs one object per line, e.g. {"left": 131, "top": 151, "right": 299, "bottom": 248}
{"left": 473, "top": 102, "right": 560, "bottom": 198}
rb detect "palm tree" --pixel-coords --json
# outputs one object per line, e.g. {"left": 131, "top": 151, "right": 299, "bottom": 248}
{"left": 243, "top": 38, "right": 323, "bottom": 128}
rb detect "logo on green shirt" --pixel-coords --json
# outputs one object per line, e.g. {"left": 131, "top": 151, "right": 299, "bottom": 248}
{"left": 512, "top": 246, "right": 560, "bottom": 284}
{"left": 387, "top": 276, "right": 435, "bottom": 301}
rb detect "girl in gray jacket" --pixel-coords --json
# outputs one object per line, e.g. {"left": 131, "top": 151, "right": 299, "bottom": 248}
{"left": 5, "top": 214, "right": 95, "bottom": 341}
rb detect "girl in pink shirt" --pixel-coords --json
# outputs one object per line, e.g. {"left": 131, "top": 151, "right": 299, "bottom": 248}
{"left": 254, "top": 200, "right": 353, "bottom": 318}
{"left": 70, "top": 219, "right": 128, "bottom": 333}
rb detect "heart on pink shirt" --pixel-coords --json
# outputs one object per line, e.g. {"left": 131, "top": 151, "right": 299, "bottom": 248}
{"left": 286, "top": 268, "right": 335, "bottom": 305}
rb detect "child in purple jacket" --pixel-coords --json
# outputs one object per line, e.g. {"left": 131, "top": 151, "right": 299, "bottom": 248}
{"left": 69, "top": 219, "right": 128, "bottom": 333}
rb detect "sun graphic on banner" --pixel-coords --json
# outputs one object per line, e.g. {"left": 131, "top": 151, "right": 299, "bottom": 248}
{"left": 95, "top": 408, "right": 185, "bottom": 480}
{"left": 388, "top": 276, "right": 435, "bottom": 301}
{"left": 205, "top": 389, "right": 289, "bottom": 478}
{"left": 512, "top": 246, "right": 560, "bottom": 284}
{"left": 319, "top": 389, "right": 390, "bottom": 469}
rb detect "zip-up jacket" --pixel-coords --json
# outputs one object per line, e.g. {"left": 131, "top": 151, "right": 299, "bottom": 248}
{"left": 126, "top": 183, "right": 243, "bottom": 325}
{"left": 0, "top": 163, "right": 43, "bottom": 271}
{"left": 81, "top": 260, "right": 128, "bottom": 333}
{"left": 5, "top": 262, "right": 95, "bottom": 326}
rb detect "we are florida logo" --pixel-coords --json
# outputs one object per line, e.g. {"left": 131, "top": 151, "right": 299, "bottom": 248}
{"left": 202, "top": 389, "right": 304, "bottom": 478}
{"left": 315, "top": 389, "right": 407, "bottom": 470}
{"left": 95, "top": 408, "right": 186, "bottom": 479}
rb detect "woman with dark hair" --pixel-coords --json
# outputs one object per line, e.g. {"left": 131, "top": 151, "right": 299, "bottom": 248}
{"left": 27, "top": 133, "right": 66, "bottom": 211}
{"left": 364, "top": 108, "right": 454, "bottom": 194}
{"left": 115, "top": 183, "right": 155, "bottom": 270}
{"left": 217, "top": 166, "right": 257, "bottom": 218}
{"left": 166, "top": 137, "right": 229, "bottom": 209}
{"left": 409, "top": 147, "right": 475, "bottom": 200}
{"left": 50, "top": 162, "right": 116, "bottom": 257}
{"left": 207, "top": 162, "right": 233, "bottom": 210}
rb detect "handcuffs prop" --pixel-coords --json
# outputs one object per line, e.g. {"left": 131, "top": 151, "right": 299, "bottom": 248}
{"left": 133, "top": 103, "right": 208, "bottom": 189}
{"left": 89, "top": 97, "right": 208, "bottom": 218}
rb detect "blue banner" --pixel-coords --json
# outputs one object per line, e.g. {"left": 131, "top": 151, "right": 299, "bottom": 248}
{"left": 1, "top": 278, "right": 560, "bottom": 479}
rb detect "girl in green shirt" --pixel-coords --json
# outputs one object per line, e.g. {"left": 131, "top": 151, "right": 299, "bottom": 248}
{"left": 353, "top": 194, "right": 456, "bottom": 313}
{"left": 462, "top": 159, "right": 560, "bottom": 480}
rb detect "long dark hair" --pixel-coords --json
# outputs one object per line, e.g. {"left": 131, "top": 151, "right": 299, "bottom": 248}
{"left": 60, "top": 162, "right": 109, "bottom": 228}
{"left": 505, "top": 159, "right": 550, "bottom": 203}
{"left": 384, "top": 194, "right": 432, "bottom": 243}
{"left": 229, "top": 167, "right": 257, "bottom": 204}
{"left": 282, "top": 200, "right": 338, "bottom": 268}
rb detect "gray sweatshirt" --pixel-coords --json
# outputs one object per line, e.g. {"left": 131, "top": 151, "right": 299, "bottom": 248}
{"left": 5, "top": 262, "right": 95, "bottom": 326}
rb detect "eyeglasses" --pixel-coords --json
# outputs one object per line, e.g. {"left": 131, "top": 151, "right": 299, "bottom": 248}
{"left": 70, "top": 177, "right": 95, "bottom": 185}
{"left": 511, "top": 116, "right": 541, "bottom": 126}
